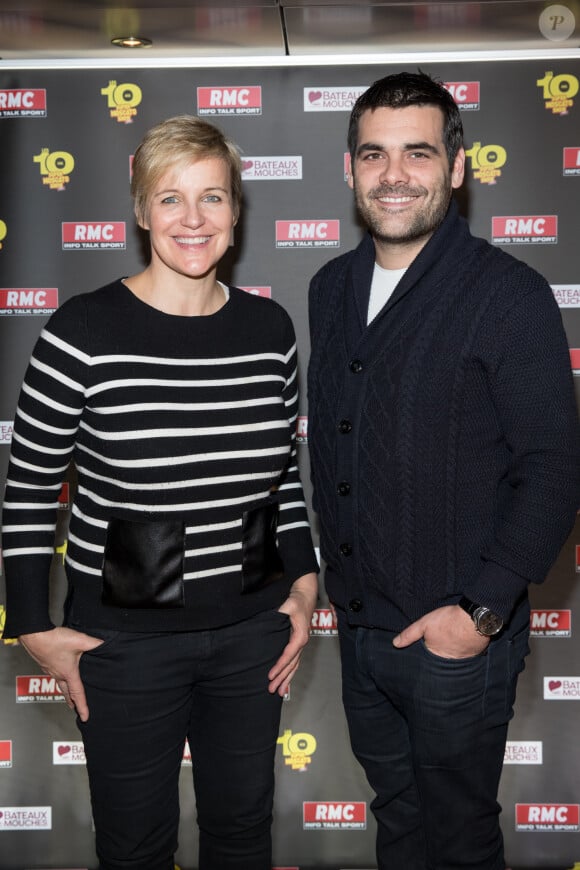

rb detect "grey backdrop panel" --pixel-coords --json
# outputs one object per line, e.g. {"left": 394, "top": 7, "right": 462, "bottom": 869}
{"left": 0, "top": 59, "right": 579, "bottom": 870}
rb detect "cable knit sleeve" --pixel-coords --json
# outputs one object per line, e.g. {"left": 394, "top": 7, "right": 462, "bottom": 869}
{"left": 463, "top": 272, "right": 580, "bottom": 620}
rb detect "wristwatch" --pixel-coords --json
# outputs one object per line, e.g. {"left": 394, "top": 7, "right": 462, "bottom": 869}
{"left": 458, "top": 596, "right": 504, "bottom": 637}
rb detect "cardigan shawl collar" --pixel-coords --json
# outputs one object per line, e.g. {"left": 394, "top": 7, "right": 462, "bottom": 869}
{"left": 344, "top": 198, "right": 473, "bottom": 357}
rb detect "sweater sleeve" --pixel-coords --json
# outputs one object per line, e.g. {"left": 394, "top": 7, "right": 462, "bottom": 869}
{"left": 463, "top": 273, "right": 580, "bottom": 621}
{"left": 1, "top": 296, "right": 90, "bottom": 637}
{"left": 274, "top": 309, "right": 319, "bottom": 583}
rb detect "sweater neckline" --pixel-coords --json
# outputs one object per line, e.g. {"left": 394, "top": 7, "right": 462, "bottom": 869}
{"left": 119, "top": 278, "right": 231, "bottom": 321}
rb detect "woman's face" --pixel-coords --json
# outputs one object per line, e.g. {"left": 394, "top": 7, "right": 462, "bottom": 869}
{"left": 140, "top": 157, "right": 236, "bottom": 281}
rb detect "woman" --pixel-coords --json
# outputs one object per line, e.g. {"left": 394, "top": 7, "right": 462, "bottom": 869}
{"left": 1, "top": 115, "right": 319, "bottom": 870}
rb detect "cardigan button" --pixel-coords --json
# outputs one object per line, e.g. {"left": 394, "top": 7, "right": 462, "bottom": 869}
{"left": 349, "top": 359, "right": 363, "bottom": 373}
{"left": 340, "top": 542, "right": 353, "bottom": 556}
{"left": 337, "top": 481, "right": 351, "bottom": 496}
{"left": 349, "top": 598, "right": 363, "bottom": 612}
{"left": 338, "top": 419, "right": 352, "bottom": 434}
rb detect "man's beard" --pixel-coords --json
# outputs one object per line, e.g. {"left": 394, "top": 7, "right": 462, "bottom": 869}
{"left": 354, "top": 182, "right": 451, "bottom": 244}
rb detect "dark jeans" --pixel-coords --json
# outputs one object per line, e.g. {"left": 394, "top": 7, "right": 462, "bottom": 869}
{"left": 75, "top": 609, "right": 290, "bottom": 870}
{"left": 337, "top": 607, "right": 530, "bottom": 870}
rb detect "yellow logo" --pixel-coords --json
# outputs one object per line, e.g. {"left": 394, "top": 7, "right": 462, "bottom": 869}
{"left": 56, "top": 540, "right": 68, "bottom": 564}
{"left": 537, "top": 71, "right": 579, "bottom": 115}
{"left": 0, "top": 606, "right": 19, "bottom": 645}
{"left": 277, "top": 728, "right": 317, "bottom": 771}
{"left": 465, "top": 141, "right": 507, "bottom": 185}
{"left": 0, "top": 219, "right": 6, "bottom": 249}
{"left": 33, "top": 148, "right": 75, "bottom": 190}
{"left": 101, "top": 80, "right": 142, "bottom": 124}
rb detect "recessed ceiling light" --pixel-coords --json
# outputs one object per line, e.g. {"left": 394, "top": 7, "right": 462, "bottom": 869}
{"left": 111, "top": 36, "right": 153, "bottom": 48}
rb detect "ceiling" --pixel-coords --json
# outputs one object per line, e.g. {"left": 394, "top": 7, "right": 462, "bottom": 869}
{"left": 0, "top": 0, "right": 578, "bottom": 64}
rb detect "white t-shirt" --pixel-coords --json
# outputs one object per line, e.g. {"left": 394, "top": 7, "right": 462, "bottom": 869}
{"left": 367, "top": 263, "right": 407, "bottom": 325}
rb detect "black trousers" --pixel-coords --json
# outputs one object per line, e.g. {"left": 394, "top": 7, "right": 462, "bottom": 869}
{"left": 337, "top": 606, "right": 530, "bottom": 870}
{"left": 76, "top": 609, "right": 290, "bottom": 870}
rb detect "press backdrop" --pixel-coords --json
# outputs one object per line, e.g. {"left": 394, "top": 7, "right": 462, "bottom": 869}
{"left": 0, "top": 58, "right": 579, "bottom": 870}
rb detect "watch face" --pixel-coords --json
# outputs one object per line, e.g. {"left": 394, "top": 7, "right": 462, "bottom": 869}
{"left": 475, "top": 608, "right": 503, "bottom": 636}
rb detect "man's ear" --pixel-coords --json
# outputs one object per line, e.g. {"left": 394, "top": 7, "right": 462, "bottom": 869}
{"left": 451, "top": 147, "right": 465, "bottom": 190}
{"left": 346, "top": 154, "right": 355, "bottom": 190}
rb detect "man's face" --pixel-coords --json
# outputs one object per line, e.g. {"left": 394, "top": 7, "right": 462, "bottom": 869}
{"left": 349, "top": 105, "right": 464, "bottom": 263}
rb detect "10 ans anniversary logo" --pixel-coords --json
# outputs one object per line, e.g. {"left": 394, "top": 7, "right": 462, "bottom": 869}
{"left": 101, "top": 80, "right": 142, "bottom": 124}
{"left": 277, "top": 729, "right": 317, "bottom": 771}
{"left": 537, "top": 70, "right": 579, "bottom": 115}
{"left": 33, "top": 147, "right": 74, "bottom": 191}
{"left": 465, "top": 141, "right": 507, "bottom": 185}
{"left": 0, "top": 606, "right": 18, "bottom": 646}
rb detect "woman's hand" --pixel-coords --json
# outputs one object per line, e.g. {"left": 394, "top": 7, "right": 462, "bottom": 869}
{"left": 268, "top": 572, "right": 318, "bottom": 697}
{"left": 19, "top": 627, "right": 104, "bottom": 722}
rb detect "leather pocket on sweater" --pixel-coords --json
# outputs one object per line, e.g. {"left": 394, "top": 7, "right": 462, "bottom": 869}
{"left": 102, "top": 515, "right": 185, "bottom": 608}
{"left": 241, "top": 501, "right": 284, "bottom": 594}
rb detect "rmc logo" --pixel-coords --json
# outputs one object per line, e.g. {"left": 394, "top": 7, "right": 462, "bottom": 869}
{"left": 0, "top": 288, "right": 58, "bottom": 315}
{"left": 275, "top": 220, "right": 340, "bottom": 248}
{"left": 197, "top": 86, "right": 262, "bottom": 115}
{"left": 492, "top": 215, "right": 558, "bottom": 244}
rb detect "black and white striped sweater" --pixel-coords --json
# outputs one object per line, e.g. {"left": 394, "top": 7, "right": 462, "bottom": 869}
{"left": 2, "top": 280, "right": 317, "bottom": 636}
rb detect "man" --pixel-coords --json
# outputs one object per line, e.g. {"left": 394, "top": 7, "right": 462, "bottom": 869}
{"left": 307, "top": 71, "right": 580, "bottom": 870}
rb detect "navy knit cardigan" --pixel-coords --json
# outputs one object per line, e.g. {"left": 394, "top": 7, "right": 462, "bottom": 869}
{"left": 308, "top": 200, "right": 580, "bottom": 631}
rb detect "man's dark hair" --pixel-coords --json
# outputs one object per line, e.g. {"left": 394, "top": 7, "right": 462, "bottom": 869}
{"left": 347, "top": 71, "right": 464, "bottom": 169}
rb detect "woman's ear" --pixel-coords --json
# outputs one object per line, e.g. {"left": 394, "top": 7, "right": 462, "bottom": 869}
{"left": 135, "top": 203, "right": 149, "bottom": 231}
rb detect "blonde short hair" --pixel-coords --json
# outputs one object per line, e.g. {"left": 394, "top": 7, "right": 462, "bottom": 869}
{"left": 131, "top": 114, "right": 242, "bottom": 224}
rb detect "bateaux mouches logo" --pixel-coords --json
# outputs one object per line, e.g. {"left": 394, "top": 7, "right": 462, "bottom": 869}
{"left": 553, "top": 284, "right": 580, "bottom": 307}
{"left": 0, "top": 807, "right": 52, "bottom": 830}
{"left": 242, "top": 156, "right": 302, "bottom": 181}
{"left": 0, "top": 288, "right": 58, "bottom": 316}
{"left": 101, "top": 79, "right": 142, "bottom": 123}
{"left": 515, "top": 803, "right": 580, "bottom": 832}
{"left": 491, "top": 215, "right": 557, "bottom": 245}
{"left": 276, "top": 220, "right": 340, "bottom": 249}
{"left": 544, "top": 676, "right": 580, "bottom": 699}
{"left": 53, "top": 741, "right": 86, "bottom": 765}
{"left": 303, "top": 801, "right": 366, "bottom": 830}
{"left": 444, "top": 81, "right": 480, "bottom": 111}
{"left": 530, "top": 609, "right": 571, "bottom": 637}
{"left": 0, "top": 88, "right": 46, "bottom": 118}
{"left": 197, "top": 86, "right": 262, "bottom": 116}
{"left": 62, "top": 222, "right": 126, "bottom": 250}
{"left": 0, "top": 421, "right": 13, "bottom": 442}
{"left": 304, "top": 86, "right": 366, "bottom": 112}
{"left": 466, "top": 141, "right": 507, "bottom": 185}
{"left": 278, "top": 729, "right": 317, "bottom": 771}
{"left": 504, "top": 740, "right": 543, "bottom": 765}
{"left": 537, "top": 70, "right": 578, "bottom": 115}
{"left": 34, "top": 147, "right": 74, "bottom": 191}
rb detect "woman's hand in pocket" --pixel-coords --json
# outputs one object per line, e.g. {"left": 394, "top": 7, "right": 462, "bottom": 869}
{"left": 19, "top": 627, "right": 104, "bottom": 721}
